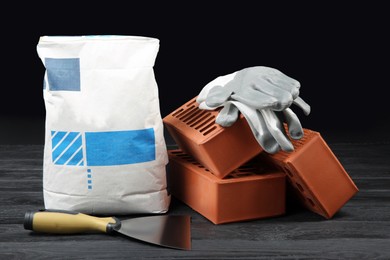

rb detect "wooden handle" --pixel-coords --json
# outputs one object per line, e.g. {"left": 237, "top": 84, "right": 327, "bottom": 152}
{"left": 24, "top": 210, "right": 120, "bottom": 234}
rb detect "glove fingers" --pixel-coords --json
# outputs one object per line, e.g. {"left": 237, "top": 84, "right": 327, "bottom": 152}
{"left": 251, "top": 78, "right": 294, "bottom": 111}
{"left": 270, "top": 78, "right": 300, "bottom": 100}
{"left": 231, "top": 101, "right": 280, "bottom": 154}
{"left": 283, "top": 108, "right": 304, "bottom": 140}
{"left": 198, "top": 101, "right": 219, "bottom": 110}
{"left": 215, "top": 103, "right": 240, "bottom": 127}
{"left": 205, "top": 85, "right": 232, "bottom": 108}
{"left": 260, "top": 109, "right": 294, "bottom": 152}
{"left": 254, "top": 110, "right": 281, "bottom": 154}
{"left": 293, "top": 97, "right": 311, "bottom": 115}
{"left": 231, "top": 88, "right": 278, "bottom": 110}
{"left": 261, "top": 70, "right": 301, "bottom": 99}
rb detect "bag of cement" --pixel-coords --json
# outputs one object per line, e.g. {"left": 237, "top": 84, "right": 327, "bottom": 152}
{"left": 37, "top": 35, "right": 170, "bottom": 214}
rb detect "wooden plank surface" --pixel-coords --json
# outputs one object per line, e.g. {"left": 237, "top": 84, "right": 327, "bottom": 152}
{"left": 0, "top": 143, "right": 389, "bottom": 259}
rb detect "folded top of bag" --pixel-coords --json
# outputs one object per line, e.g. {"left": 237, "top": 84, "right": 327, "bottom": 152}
{"left": 37, "top": 35, "right": 160, "bottom": 69}
{"left": 39, "top": 35, "right": 159, "bottom": 43}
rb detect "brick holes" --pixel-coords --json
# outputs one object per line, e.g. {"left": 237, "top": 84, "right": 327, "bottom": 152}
{"left": 296, "top": 182, "right": 304, "bottom": 192}
{"left": 306, "top": 198, "right": 316, "bottom": 207}
{"left": 171, "top": 99, "right": 218, "bottom": 137}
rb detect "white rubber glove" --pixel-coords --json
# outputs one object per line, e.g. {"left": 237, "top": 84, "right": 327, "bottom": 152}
{"left": 196, "top": 66, "right": 311, "bottom": 153}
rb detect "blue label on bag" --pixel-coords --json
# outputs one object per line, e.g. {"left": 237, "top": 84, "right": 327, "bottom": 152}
{"left": 51, "top": 129, "right": 155, "bottom": 166}
{"left": 85, "top": 129, "right": 156, "bottom": 166}
{"left": 45, "top": 58, "right": 81, "bottom": 91}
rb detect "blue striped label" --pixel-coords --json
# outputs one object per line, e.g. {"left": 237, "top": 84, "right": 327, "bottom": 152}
{"left": 51, "top": 131, "right": 84, "bottom": 166}
{"left": 85, "top": 129, "right": 156, "bottom": 166}
{"left": 50, "top": 129, "right": 155, "bottom": 167}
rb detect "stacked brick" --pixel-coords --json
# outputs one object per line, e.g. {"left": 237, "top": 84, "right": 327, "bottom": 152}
{"left": 164, "top": 97, "right": 358, "bottom": 224}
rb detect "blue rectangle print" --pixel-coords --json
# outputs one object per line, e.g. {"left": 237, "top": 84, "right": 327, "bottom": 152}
{"left": 45, "top": 58, "right": 80, "bottom": 91}
{"left": 85, "top": 129, "right": 156, "bottom": 166}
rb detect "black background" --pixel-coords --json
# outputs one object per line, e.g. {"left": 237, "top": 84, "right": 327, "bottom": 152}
{"left": 1, "top": 3, "right": 389, "bottom": 144}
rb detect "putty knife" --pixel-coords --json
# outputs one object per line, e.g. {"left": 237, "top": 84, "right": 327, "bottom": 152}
{"left": 24, "top": 210, "right": 191, "bottom": 250}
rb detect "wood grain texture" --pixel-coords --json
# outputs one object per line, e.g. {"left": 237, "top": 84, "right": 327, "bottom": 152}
{"left": 0, "top": 143, "right": 389, "bottom": 259}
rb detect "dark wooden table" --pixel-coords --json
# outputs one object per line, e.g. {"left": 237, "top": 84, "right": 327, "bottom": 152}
{"left": 1, "top": 142, "right": 389, "bottom": 259}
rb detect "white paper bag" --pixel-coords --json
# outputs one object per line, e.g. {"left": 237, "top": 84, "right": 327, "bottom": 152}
{"left": 37, "top": 35, "right": 170, "bottom": 214}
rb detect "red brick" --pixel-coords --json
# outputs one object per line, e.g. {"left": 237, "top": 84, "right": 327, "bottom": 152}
{"left": 264, "top": 129, "right": 359, "bottom": 219}
{"left": 163, "top": 97, "right": 262, "bottom": 178}
{"left": 168, "top": 150, "right": 286, "bottom": 224}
